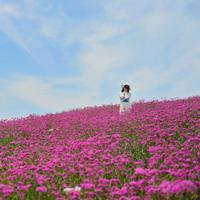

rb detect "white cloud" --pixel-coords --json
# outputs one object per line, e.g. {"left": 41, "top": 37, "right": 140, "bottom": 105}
{"left": 0, "top": 3, "right": 20, "bottom": 17}
{"left": 0, "top": 75, "right": 102, "bottom": 113}
{"left": 40, "top": 22, "right": 59, "bottom": 38}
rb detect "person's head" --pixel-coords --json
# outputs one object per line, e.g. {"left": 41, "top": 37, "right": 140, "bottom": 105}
{"left": 121, "top": 84, "right": 131, "bottom": 92}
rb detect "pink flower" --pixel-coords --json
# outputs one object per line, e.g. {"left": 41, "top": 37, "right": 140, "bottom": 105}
{"left": 146, "top": 185, "right": 156, "bottom": 195}
{"left": 69, "top": 190, "right": 81, "bottom": 199}
{"left": 103, "top": 153, "right": 113, "bottom": 160}
{"left": 81, "top": 183, "right": 94, "bottom": 189}
{"left": 36, "top": 186, "right": 47, "bottom": 193}
{"left": 0, "top": 184, "right": 14, "bottom": 196}
{"left": 29, "top": 164, "right": 38, "bottom": 170}
{"left": 98, "top": 178, "right": 110, "bottom": 185}
{"left": 119, "top": 186, "right": 128, "bottom": 195}
{"left": 112, "top": 133, "right": 120, "bottom": 138}
{"left": 110, "top": 178, "right": 120, "bottom": 185}
{"left": 157, "top": 180, "right": 197, "bottom": 195}
{"left": 111, "top": 186, "right": 128, "bottom": 197}
{"left": 2, "top": 187, "right": 14, "bottom": 196}
{"left": 135, "top": 168, "right": 148, "bottom": 175}
{"left": 130, "top": 180, "right": 144, "bottom": 188}
{"left": 19, "top": 183, "right": 32, "bottom": 191}
{"left": 129, "top": 196, "right": 141, "bottom": 200}
{"left": 148, "top": 145, "right": 162, "bottom": 153}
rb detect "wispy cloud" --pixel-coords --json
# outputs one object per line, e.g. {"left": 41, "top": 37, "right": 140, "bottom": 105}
{"left": 0, "top": 3, "right": 20, "bottom": 17}
{"left": 0, "top": 75, "right": 98, "bottom": 112}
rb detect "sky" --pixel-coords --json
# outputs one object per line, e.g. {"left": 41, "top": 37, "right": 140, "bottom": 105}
{"left": 0, "top": 0, "right": 200, "bottom": 119}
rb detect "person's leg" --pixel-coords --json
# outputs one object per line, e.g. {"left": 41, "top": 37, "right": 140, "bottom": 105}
{"left": 123, "top": 103, "right": 131, "bottom": 113}
{"left": 119, "top": 104, "right": 123, "bottom": 113}
{"left": 119, "top": 103, "right": 125, "bottom": 114}
{"left": 128, "top": 103, "right": 132, "bottom": 112}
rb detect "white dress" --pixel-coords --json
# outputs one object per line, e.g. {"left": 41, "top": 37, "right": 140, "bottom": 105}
{"left": 119, "top": 91, "right": 131, "bottom": 113}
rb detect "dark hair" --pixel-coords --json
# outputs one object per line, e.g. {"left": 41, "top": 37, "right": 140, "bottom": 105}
{"left": 121, "top": 84, "right": 131, "bottom": 92}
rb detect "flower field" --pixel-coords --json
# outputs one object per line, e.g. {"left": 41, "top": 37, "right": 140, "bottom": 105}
{"left": 0, "top": 96, "right": 200, "bottom": 200}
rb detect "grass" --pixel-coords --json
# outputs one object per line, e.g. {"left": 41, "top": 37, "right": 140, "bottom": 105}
{"left": 0, "top": 136, "right": 15, "bottom": 146}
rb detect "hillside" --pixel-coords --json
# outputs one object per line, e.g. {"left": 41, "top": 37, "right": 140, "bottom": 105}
{"left": 0, "top": 96, "right": 200, "bottom": 199}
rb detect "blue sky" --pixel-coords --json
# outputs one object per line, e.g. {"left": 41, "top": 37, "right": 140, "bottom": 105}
{"left": 0, "top": 0, "right": 200, "bottom": 119}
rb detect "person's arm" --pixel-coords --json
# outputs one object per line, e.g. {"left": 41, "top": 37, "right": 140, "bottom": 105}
{"left": 119, "top": 92, "right": 125, "bottom": 99}
{"left": 123, "top": 92, "right": 131, "bottom": 100}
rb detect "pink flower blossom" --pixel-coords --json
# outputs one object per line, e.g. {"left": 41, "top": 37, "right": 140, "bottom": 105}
{"left": 19, "top": 183, "right": 32, "bottom": 191}
{"left": 81, "top": 183, "right": 94, "bottom": 190}
{"left": 157, "top": 180, "right": 197, "bottom": 196}
{"left": 36, "top": 186, "right": 47, "bottom": 193}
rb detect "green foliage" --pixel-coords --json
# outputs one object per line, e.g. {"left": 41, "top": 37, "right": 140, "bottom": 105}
{"left": 120, "top": 130, "right": 150, "bottom": 166}
{"left": 66, "top": 173, "right": 84, "bottom": 187}
{"left": 0, "top": 136, "right": 15, "bottom": 146}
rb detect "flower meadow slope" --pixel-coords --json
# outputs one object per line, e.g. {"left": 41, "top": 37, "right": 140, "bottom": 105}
{"left": 0, "top": 96, "right": 200, "bottom": 200}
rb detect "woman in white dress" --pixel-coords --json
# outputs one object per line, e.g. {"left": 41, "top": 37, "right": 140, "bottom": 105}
{"left": 119, "top": 84, "right": 132, "bottom": 114}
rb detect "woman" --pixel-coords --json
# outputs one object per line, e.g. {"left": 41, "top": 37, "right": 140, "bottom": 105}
{"left": 119, "top": 84, "right": 131, "bottom": 114}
